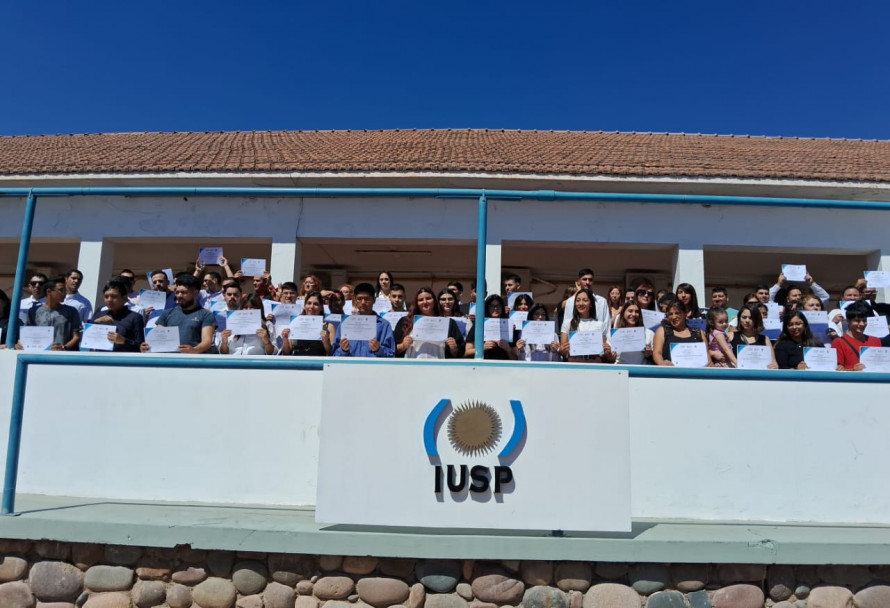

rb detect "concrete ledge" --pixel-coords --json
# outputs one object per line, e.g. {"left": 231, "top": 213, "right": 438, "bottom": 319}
{"left": 2, "top": 494, "right": 889, "bottom": 564}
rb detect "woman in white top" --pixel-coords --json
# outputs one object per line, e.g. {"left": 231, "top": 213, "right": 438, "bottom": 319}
{"left": 559, "top": 288, "right": 614, "bottom": 364}
{"left": 515, "top": 303, "right": 560, "bottom": 362}
{"left": 219, "top": 294, "right": 276, "bottom": 355}
{"left": 612, "top": 302, "right": 654, "bottom": 365}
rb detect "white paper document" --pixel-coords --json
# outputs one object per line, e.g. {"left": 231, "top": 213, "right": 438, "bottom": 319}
{"left": 81, "top": 323, "right": 115, "bottom": 351}
{"left": 145, "top": 326, "right": 180, "bottom": 353}
{"left": 859, "top": 346, "right": 890, "bottom": 372}
{"left": 641, "top": 309, "right": 665, "bottom": 330}
{"left": 240, "top": 258, "right": 267, "bottom": 277}
{"left": 412, "top": 316, "right": 450, "bottom": 341}
{"left": 509, "top": 310, "right": 528, "bottom": 333}
{"left": 19, "top": 326, "right": 54, "bottom": 350}
{"left": 342, "top": 300, "right": 353, "bottom": 314}
{"left": 569, "top": 331, "right": 604, "bottom": 357}
{"left": 341, "top": 315, "right": 378, "bottom": 341}
{"left": 782, "top": 264, "right": 807, "bottom": 282}
{"left": 804, "top": 347, "right": 837, "bottom": 371}
{"left": 383, "top": 311, "right": 408, "bottom": 330}
{"left": 864, "top": 315, "right": 890, "bottom": 338}
{"left": 289, "top": 315, "right": 324, "bottom": 341}
{"left": 865, "top": 270, "right": 890, "bottom": 289}
{"left": 762, "top": 317, "right": 782, "bottom": 340}
{"left": 483, "top": 318, "right": 511, "bottom": 342}
{"left": 610, "top": 327, "right": 645, "bottom": 353}
{"left": 324, "top": 314, "right": 342, "bottom": 328}
{"left": 686, "top": 318, "right": 707, "bottom": 331}
{"left": 802, "top": 310, "right": 830, "bottom": 342}
{"left": 139, "top": 289, "right": 168, "bottom": 311}
{"left": 736, "top": 344, "right": 772, "bottom": 369}
{"left": 213, "top": 311, "right": 228, "bottom": 332}
{"left": 198, "top": 247, "right": 224, "bottom": 266}
{"left": 765, "top": 302, "right": 781, "bottom": 319}
{"left": 373, "top": 299, "right": 392, "bottom": 314}
{"left": 271, "top": 302, "right": 302, "bottom": 320}
{"left": 669, "top": 342, "right": 708, "bottom": 367}
{"left": 226, "top": 310, "right": 262, "bottom": 336}
{"left": 521, "top": 320, "right": 556, "bottom": 346}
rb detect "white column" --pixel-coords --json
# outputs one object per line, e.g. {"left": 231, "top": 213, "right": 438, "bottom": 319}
{"left": 867, "top": 251, "right": 890, "bottom": 304}
{"left": 77, "top": 239, "right": 115, "bottom": 311}
{"left": 673, "top": 245, "right": 705, "bottom": 297}
{"left": 270, "top": 239, "right": 298, "bottom": 286}
{"left": 485, "top": 240, "right": 502, "bottom": 299}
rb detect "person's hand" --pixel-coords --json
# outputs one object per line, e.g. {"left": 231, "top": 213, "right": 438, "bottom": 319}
{"left": 179, "top": 345, "right": 198, "bottom": 354}
{"left": 266, "top": 313, "right": 275, "bottom": 323}
{"left": 484, "top": 340, "right": 497, "bottom": 351}
{"left": 559, "top": 341, "right": 570, "bottom": 356}
{"left": 219, "top": 256, "right": 229, "bottom": 267}
{"left": 321, "top": 329, "right": 331, "bottom": 344}
{"left": 644, "top": 345, "right": 653, "bottom": 358}
{"left": 50, "top": 342, "right": 64, "bottom": 351}
{"left": 550, "top": 340, "right": 560, "bottom": 351}
{"left": 195, "top": 258, "right": 205, "bottom": 272}
{"left": 92, "top": 315, "right": 113, "bottom": 324}
{"left": 369, "top": 338, "right": 381, "bottom": 352}
{"left": 143, "top": 306, "right": 156, "bottom": 317}
{"left": 233, "top": 270, "right": 243, "bottom": 279}
{"left": 712, "top": 351, "right": 726, "bottom": 362}
{"left": 257, "top": 328, "right": 270, "bottom": 343}
{"left": 340, "top": 338, "right": 350, "bottom": 353}
{"left": 853, "top": 363, "right": 866, "bottom": 371}
{"left": 140, "top": 343, "right": 151, "bottom": 353}
{"left": 516, "top": 339, "right": 526, "bottom": 349}
{"left": 220, "top": 329, "right": 232, "bottom": 344}
{"left": 281, "top": 328, "right": 291, "bottom": 340}
{"left": 108, "top": 332, "right": 125, "bottom": 345}
{"left": 446, "top": 337, "right": 457, "bottom": 352}
{"left": 777, "top": 272, "right": 787, "bottom": 285}
{"left": 767, "top": 363, "right": 778, "bottom": 369}
{"left": 401, "top": 336, "right": 414, "bottom": 351}
{"left": 263, "top": 270, "right": 272, "bottom": 281}
{"left": 14, "top": 342, "right": 23, "bottom": 351}
{"left": 602, "top": 340, "right": 612, "bottom": 358}
{"left": 797, "top": 361, "right": 808, "bottom": 370}
{"left": 805, "top": 273, "right": 814, "bottom": 285}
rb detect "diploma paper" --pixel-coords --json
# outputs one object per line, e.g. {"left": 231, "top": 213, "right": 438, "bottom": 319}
{"left": 271, "top": 302, "right": 302, "bottom": 320}
{"left": 139, "top": 289, "right": 168, "bottom": 311}
{"left": 736, "top": 344, "right": 772, "bottom": 370}
{"left": 373, "top": 299, "right": 392, "bottom": 314}
{"left": 383, "top": 311, "right": 408, "bottom": 330}
{"left": 507, "top": 292, "right": 534, "bottom": 308}
{"left": 19, "top": 326, "right": 53, "bottom": 351}
{"left": 802, "top": 311, "right": 830, "bottom": 342}
{"left": 804, "top": 347, "right": 837, "bottom": 371}
{"left": 483, "top": 318, "right": 511, "bottom": 342}
{"left": 669, "top": 342, "right": 708, "bottom": 368}
{"left": 240, "top": 258, "right": 267, "bottom": 277}
{"left": 610, "top": 327, "right": 645, "bottom": 353}
{"left": 213, "top": 311, "right": 228, "bottom": 332}
{"left": 509, "top": 311, "right": 528, "bottom": 333}
{"left": 341, "top": 315, "right": 378, "bottom": 341}
{"left": 413, "top": 316, "right": 450, "bottom": 342}
{"left": 145, "top": 309, "right": 163, "bottom": 330}
{"left": 865, "top": 315, "right": 890, "bottom": 338}
{"left": 569, "top": 331, "right": 604, "bottom": 357}
{"left": 762, "top": 317, "right": 782, "bottom": 340}
{"left": 145, "top": 326, "right": 180, "bottom": 353}
{"left": 452, "top": 317, "right": 468, "bottom": 337}
{"left": 226, "top": 310, "right": 263, "bottom": 336}
{"left": 859, "top": 346, "right": 890, "bottom": 372}
{"left": 198, "top": 247, "right": 224, "bottom": 266}
{"left": 289, "top": 315, "right": 324, "bottom": 341}
{"left": 765, "top": 302, "right": 781, "bottom": 319}
{"left": 641, "top": 309, "right": 665, "bottom": 330}
{"left": 324, "top": 314, "right": 342, "bottom": 328}
{"left": 468, "top": 303, "right": 476, "bottom": 317}
{"left": 687, "top": 318, "right": 707, "bottom": 331}
{"left": 343, "top": 300, "right": 353, "bottom": 314}
{"left": 865, "top": 270, "right": 890, "bottom": 289}
{"left": 81, "top": 323, "right": 115, "bottom": 351}
{"left": 782, "top": 264, "right": 807, "bottom": 282}
{"left": 522, "top": 320, "right": 556, "bottom": 346}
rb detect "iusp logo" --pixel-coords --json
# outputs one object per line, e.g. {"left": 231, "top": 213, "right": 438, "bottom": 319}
{"left": 423, "top": 399, "right": 526, "bottom": 497}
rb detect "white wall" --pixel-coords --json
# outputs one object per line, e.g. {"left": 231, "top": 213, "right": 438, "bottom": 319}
{"left": 2, "top": 350, "right": 890, "bottom": 525}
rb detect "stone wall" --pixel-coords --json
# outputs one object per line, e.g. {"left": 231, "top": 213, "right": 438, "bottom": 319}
{"left": 0, "top": 539, "right": 888, "bottom": 608}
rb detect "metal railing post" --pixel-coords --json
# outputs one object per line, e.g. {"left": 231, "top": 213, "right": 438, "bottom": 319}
{"left": 475, "top": 193, "right": 487, "bottom": 359}
{"left": 6, "top": 191, "right": 37, "bottom": 348}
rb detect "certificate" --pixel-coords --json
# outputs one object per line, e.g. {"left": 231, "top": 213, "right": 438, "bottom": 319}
{"left": 324, "top": 314, "right": 342, "bottom": 329}
{"left": 483, "top": 318, "right": 511, "bottom": 342}
{"left": 782, "top": 264, "right": 807, "bottom": 282}
{"left": 804, "top": 347, "right": 837, "bottom": 371}
{"left": 569, "top": 331, "right": 604, "bottom": 357}
{"left": 765, "top": 302, "right": 781, "bottom": 319}
{"left": 145, "top": 309, "right": 163, "bottom": 330}
{"left": 507, "top": 292, "right": 533, "bottom": 308}
{"left": 383, "top": 311, "right": 408, "bottom": 330}
{"left": 522, "top": 320, "right": 556, "bottom": 346}
{"left": 271, "top": 302, "right": 302, "bottom": 319}
{"left": 289, "top": 315, "right": 323, "bottom": 341}
{"left": 468, "top": 303, "right": 476, "bottom": 317}
{"left": 145, "top": 327, "right": 180, "bottom": 353}
{"left": 762, "top": 317, "right": 782, "bottom": 340}
{"left": 139, "top": 289, "right": 168, "bottom": 311}
{"left": 641, "top": 309, "right": 665, "bottom": 330}
{"left": 413, "top": 316, "right": 450, "bottom": 342}
{"left": 509, "top": 311, "right": 528, "bottom": 333}
{"left": 213, "top": 311, "right": 227, "bottom": 332}
{"left": 341, "top": 315, "right": 377, "bottom": 341}
{"left": 81, "top": 323, "right": 115, "bottom": 351}
{"left": 373, "top": 299, "right": 392, "bottom": 314}
{"left": 198, "top": 247, "right": 224, "bottom": 266}
{"left": 865, "top": 270, "right": 890, "bottom": 289}
{"left": 240, "top": 258, "right": 267, "bottom": 277}
{"left": 610, "top": 327, "right": 645, "bottom": 353}
{"left": 802, "top": 311, "right": 830, "bottom": 342}
{"left": 686, "top": 318, "right": 707, "bottom": 331}
{"left": 226, "top": 310, "right": 262, "bottom": 336}
{"left": 736, "top": 345, "right": 772, "bottom": 370}
{"left": 859, "top": 347, "right": 890, "bottom": 372}
{"left": 865, "top": 315, "right": 890, "bottom": 338}
{"left": 669, "top": 342, "right": 708, "bottom": 368}
{"left": 19, "top": 326, "right": 54, "bottom": 351}
{"left": 452, "top": 317, "right": 468, "bottom": 337}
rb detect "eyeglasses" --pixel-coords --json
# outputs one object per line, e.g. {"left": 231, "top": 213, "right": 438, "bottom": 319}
{"left": 636, "top": 290, "right": 654, "bottom": 297}
{"left": 30, "top": 281, "right": 46, "bottom": 287}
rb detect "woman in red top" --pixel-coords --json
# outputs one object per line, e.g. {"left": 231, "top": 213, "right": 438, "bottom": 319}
{"left": 831, "top": 301, "right": 881, "bottom": 371}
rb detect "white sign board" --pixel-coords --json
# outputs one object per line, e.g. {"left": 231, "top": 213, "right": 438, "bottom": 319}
{"left": 317, "top": 364, "right": 631, "bottom": 532}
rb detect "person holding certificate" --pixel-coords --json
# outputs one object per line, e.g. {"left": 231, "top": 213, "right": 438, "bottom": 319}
{"left": 832, "top": 301, "right": 882, "bottom": 371}
{"left": 219, "top": 294, "right": 276, "bottom": 355}
{"left": 465, "top": 295, "right": 516, "bottom": 360}
{"left": 280, "top": 291, "right": 334, "bottom": 357}
{"left": 394, "top": 288, "right": 464, "bottom": 359}
{"left": 729, "top": 304, "right": 778, "bottom": 369}
{"left": 140, "top": 274, "right": 216, "bottom": 354}
{"left": 774, "top": 311, "right": 824, "bottom": 370}
{"left": 332, "top": 283, "right": 395, "bottom": 358}
{"left": 559, "top": 289, "right": 613, "bottom": 364}
{"left": 515, "top": 304, "right": 560, "bottom": 362}
{"left": 611, "top": 302, "right": 654, "bottom": 365}
{"left": 652, "top": 301, "right": 707, "bottom": 366}
{"left": 88, "top": 279, "right": 145, "bottom": 352}
{"left": 17, "top": 276, "right": 82, "bottom": 352}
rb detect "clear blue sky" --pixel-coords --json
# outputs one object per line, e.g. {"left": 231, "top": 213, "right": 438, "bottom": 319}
{"left": 2, "top": 1, "right": 888, "bottom": 139}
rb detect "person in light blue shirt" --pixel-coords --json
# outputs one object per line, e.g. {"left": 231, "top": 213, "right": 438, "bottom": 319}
{"left": 333, "top": 282, "right": 395, "bottom": 358}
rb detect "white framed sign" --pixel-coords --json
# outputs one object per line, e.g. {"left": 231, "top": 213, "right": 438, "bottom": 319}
{"left": 317, "top": 364, "right": 631, "bottom": 532}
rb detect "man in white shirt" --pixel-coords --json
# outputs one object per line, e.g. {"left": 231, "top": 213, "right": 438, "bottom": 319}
{"left": 62, "top": 269, "right": 94, "bottom": 324}
{"left": 19, "top": 272, "right": 47, "bottom": 323}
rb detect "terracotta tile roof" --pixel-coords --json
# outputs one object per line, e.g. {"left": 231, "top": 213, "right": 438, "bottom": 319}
{"left": 0, "top": 129, "right": 888, "bottom": 182}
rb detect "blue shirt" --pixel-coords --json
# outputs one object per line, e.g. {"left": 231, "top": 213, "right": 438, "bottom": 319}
{"left": 332, "top": 313, "right": 395, "bottom": 358}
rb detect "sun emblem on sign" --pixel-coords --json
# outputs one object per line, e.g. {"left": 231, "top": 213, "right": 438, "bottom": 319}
{"left": 447, "top": 401, "right": 502, "bottom": 457}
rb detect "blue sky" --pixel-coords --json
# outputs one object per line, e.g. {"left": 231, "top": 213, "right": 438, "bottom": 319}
{"left": 1, "top": 1, "right": 888, "bottom": 139}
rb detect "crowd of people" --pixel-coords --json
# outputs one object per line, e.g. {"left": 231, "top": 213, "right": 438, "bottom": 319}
{"left": 2, "top": 260, "right": 890, "bottom": 372}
